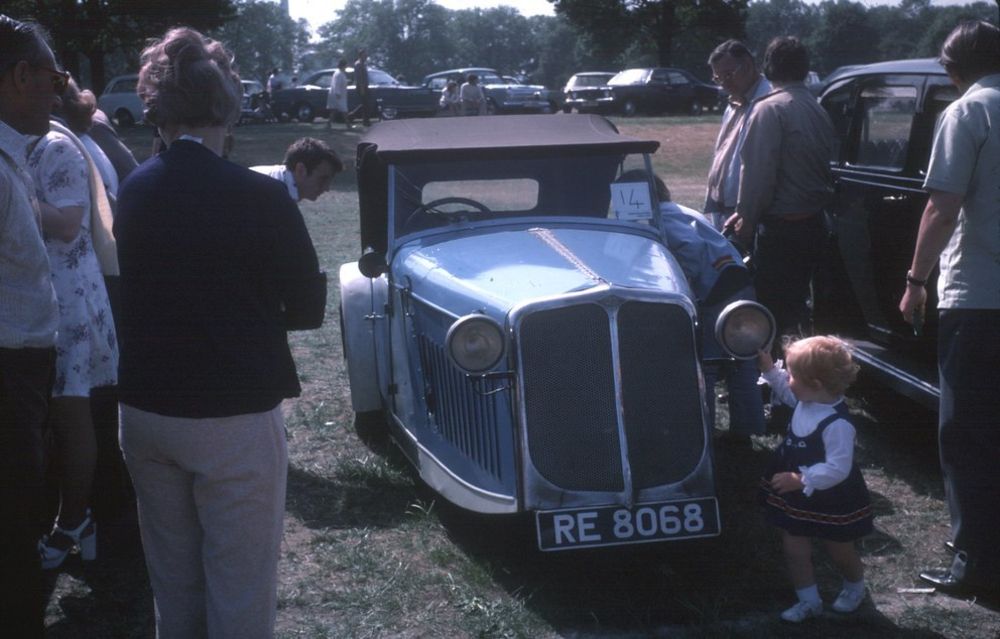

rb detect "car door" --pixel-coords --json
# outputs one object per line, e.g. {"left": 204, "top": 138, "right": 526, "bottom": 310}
{"left": 823, "top": 73, "right": 954, "bottom": 352}
{"left": 648, "top": 68, "right": 673, "bottom": 113}
{"left": 666, "top": 71, "right": 694, "bottom": 112}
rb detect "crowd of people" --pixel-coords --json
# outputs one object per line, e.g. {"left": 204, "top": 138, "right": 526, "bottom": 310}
{"left": 1, "top": 11, "right": 997, "bottom": 637}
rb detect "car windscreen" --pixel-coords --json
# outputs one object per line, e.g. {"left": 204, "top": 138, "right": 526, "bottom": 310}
{"left": 573, "top": 75, "right": 612, "bottom": 88}
{"left": 608, "top": 69, "right": 647, "bottom": 85}
{"left": 390, "top": 153, "right": 659, "bottom": 237}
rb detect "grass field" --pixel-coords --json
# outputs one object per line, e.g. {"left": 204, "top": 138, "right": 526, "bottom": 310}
{"left": 43, "top": 115, "right": 1000, "bottom": 638}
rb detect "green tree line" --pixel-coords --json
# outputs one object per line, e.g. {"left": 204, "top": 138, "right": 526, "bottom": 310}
{"left": 4, "top": 0, "right": 997, "bottom": 94}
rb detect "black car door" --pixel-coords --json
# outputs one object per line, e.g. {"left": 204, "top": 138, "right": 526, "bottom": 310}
{"left": 823, "top": 74, "right": 938, "bottom": 348}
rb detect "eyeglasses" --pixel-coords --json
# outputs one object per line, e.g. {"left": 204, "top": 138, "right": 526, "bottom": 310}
{"left": 34, "top": 65, "right": 70, "bottom": 95}
{"left": 711, "top": 62, "right": 745, "bottom": 85}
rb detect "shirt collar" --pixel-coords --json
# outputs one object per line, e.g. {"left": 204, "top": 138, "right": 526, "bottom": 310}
{"left": 967, "top": 72, "right": 1000, "bottom": 95}
{"left": 729, "top": 75, "right": 771, "bottom": 108}
{"left": 279, "top": 166, "right": 299, "bottom": 201}
{"left": 0, "top": 120, "right": 38, "bottom": 170}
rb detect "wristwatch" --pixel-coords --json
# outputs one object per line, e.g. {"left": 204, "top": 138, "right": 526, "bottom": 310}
{"left": 906, "top": 270, "right": 926, "bottom": 287}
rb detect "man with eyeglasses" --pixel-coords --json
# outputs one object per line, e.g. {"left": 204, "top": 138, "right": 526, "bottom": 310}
{"left": 701, "top": 39, "right": 771, "bottom": 444}
{"left": 704, "top": 40, "right": 771, "bottom": 232}
{"left": 0, "top": 14, "right": 63, "bottom": 637}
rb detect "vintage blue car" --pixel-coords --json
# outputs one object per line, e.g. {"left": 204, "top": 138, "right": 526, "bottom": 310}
{"left": 339, "top": 114, "right": 770, "bottom": 551}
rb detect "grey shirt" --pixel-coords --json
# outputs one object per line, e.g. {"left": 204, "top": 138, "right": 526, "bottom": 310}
{"left": 0, "top": 121, "right": 59, "bottom": 348}
{"left": 923, "top": 73, "right": 1000, "bottom": 310}
{"left": 736, "top": 83, "right": 834, "bottom": 225}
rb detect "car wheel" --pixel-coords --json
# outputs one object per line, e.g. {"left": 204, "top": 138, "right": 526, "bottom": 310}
{"left": 622, "top": 99, "right": 637, "bottom": 117}
{"left": 115, "top": 108, "right": 135, "bottom": 127}
{"left": 688, "top": 99, "right": 704, "bottom": 116}
{"left": 295, "top": 102, "right": 314, "bottom": 122}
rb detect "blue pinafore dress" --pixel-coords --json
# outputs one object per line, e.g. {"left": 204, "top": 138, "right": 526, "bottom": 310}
{"left": 758, "top": 403, "right": 874, "bottom": 542}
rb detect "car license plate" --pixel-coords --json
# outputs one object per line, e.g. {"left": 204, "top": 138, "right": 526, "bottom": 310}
{"left": 536, "top": 497, "right": 720, "bottom": 551}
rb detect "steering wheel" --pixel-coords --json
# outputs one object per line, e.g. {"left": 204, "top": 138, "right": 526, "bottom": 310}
{"left": 405, "top": 197, "right": 493, "bottom": 232}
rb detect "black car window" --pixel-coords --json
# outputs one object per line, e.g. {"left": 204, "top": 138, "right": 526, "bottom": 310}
{"left": 821, "top": 80, "right": 856, "bottom": 163}
{"left": 667, "top": 72, "right": 689, "bottom": 86}
{"left": 112, "top": 78, "right": 137, "bottom": 94}
{"left": 309, "top": 72, "right": 333, "bottom": 89}
{"left": 650, "top": 69, "right": 670, "bottom": 84}
{"left": 427, "top": 77, "right": 448, "bottom": 91}
{"left": 913, "top": 81, "right": 960, "bottom": 177}
{"left": 854, "top": 84, "right": 917, "bottom": 171}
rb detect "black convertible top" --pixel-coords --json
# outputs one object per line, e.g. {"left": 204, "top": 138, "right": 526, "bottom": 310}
{"left": 357, "top": 113, "right": 659, "bottom": 162}
{"left": 355, "top": 114, "right": 659, "bottom": 252}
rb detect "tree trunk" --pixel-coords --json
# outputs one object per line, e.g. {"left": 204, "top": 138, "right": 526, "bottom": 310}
{"left": 654, "top": 0, "right": 676, "bottom": 67}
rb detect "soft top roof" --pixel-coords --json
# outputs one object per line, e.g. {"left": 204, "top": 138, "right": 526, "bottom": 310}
{"left": 823, "top": 58, "right": 944, "bottom": 86}
{"left": 357, "top": 114, "right": 659, "bottom": 163}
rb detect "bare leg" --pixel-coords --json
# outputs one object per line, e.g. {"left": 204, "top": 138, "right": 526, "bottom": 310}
{"left": 49, "top": 396, "right": 97, "bottom": 529}
{"left": 783, "top": 531, "right": 815, "bottom": 588}
{"left": 823, "top": 539, "right": 864, "bottom": 582}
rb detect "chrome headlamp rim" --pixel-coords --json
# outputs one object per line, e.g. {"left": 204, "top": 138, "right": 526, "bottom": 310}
{"left": 445, "top": 314, "right": 505, "bottom": 374}
{"left": 714, "top": 300, "right": 776, "bottom": 360}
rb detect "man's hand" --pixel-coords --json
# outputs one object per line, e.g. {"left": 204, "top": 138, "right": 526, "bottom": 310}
{"left": 724, "top": 212, "right": 753, "bottom": 246}
{"left": 899, "top": 284, "right": 927, "bottom": 325}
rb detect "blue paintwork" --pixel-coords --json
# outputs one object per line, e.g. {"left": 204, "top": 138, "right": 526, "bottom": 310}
{"left": 393, "top": 225, "right": 691, "bottom": 321}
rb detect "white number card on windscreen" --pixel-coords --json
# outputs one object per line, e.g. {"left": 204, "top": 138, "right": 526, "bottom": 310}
{"left": 611, "top": 182, "right": 653, "bottom": 221}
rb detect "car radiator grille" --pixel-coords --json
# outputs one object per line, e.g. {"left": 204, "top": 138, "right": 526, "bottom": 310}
{"left": 519, "top": 300, "right": 703, "bottom": 492}
{"left": 418, "top": 336, "right": 505, "bottom": 482}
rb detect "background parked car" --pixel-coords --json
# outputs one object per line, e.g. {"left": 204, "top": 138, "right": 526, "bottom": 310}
{"left": 598, "top": 68, "right": 722, "bottom": 116}
{"left": 97, "top": 74, "right": 144, "bottom": 127}
{"left": 422, "top": 67, "right": 559, "bottom": 114}
{"left": 239, "top": 79, "right": 270, "bottom": 124}
{"left": 270, "top": 67, "right": 438, "bottom": 122}
{"left": 814, "top": 58, "right": 958, "bottom": 411}
{"left": 562, "top": 71, "right": 616, "bottom": 113}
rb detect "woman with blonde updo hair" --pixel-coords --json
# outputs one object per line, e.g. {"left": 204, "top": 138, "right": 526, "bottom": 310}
{"left": 115, "top": 27, "right": 326, "bottom": 638}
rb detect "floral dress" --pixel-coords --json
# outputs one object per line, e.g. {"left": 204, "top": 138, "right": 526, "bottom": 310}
{"left": 28, "top": 131, "right": 118, "bottom": 397}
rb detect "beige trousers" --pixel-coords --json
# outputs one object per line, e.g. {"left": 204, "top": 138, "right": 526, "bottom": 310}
{"left": 120, "top": 404, "right": 287, "bottom": 639}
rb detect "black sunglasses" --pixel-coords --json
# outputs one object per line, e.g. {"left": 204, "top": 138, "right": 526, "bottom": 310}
{"left": 34, "top": 64, "right": 71, "bottom": 94}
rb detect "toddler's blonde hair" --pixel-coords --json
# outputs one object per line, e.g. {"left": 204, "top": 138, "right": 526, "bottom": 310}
{"left": 783, "top": 335, "right": 860, "bottom": 396}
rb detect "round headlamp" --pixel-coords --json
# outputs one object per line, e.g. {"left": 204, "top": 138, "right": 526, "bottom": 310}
{"left": 445, "top": 314, "right": 505, "bottom": 374}
{"left": 714, "top": 301, "right": 776, "bottom": 360}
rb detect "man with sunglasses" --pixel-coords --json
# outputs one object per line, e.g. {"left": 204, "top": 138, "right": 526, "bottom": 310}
{"left": 704, "top": 40, "right": 771, "bottom": 233}
{"left": 0, "top": 14, "right": 64, "bottom": 637}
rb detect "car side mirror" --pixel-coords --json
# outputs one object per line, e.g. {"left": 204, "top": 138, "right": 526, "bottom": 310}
{"left": 358, "top": 251, "right": 387, "bottom": 278}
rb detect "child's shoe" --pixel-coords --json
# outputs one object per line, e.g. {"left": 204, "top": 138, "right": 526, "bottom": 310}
{"left": 780, "top": 600, "right": 822, "bottom": 623}
{"left": 832, "top": 587, "right": 865, "bottom": 613}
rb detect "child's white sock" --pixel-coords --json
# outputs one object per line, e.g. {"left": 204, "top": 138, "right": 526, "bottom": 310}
{"left": 842, "top": 577, "right": 865, "bottom": 595}
{"left": 795, "top": 584, "right": 822, "bottom": 605}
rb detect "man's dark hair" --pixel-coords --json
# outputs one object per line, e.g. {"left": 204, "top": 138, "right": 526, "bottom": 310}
{"left": 708, "top": 39, "right": 754, "bottom": 66}
{"left": 284, "top": 137, "right": 344, "bottom": 174}
{"left": 762, "top": 36, "right": 810, "bottom": 83}
{"left": 0, "top": 15, "right": 48, "bottom": 77}
{"left": 939, "top": 20, "right": 1000, "bottom": 81}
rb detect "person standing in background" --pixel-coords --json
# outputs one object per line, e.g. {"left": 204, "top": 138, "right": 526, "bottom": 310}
{"left": 326, "top": 59, "right": 350, "bottom": 130}
{"left": 0, "top": 15, "right": 62, "bottom": 636}
{"left": 899, "top": 20, "right": 1000, "bottom": 603}
{"left": 349, "top": 48, "right": 371, "bottom": 126}
{"left": 725, "top": 36, "right": 834, "bottom": 349}
{"left": 704, "top": 40, "right": 771, "bottom": 233}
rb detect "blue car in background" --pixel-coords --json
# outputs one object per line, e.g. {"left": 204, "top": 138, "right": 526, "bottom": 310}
{"left": 339, "top": 114, "right": 769, "bottom": 551}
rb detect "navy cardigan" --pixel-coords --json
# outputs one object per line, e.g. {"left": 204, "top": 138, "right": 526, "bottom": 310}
{"left": 115, "top": 140, "right": 326, "bottom": 417}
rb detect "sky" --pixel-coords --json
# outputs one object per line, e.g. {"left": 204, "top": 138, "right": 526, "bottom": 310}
{"left": 287, "top": 0, "right": 554, "bottom": 31}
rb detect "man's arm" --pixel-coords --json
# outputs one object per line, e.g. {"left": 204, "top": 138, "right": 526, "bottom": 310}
{"left": 898, "top": 190, "right": 963, "bottom": 323}
{"left": 731, "top": 104, "right": 781, "bottom": 245}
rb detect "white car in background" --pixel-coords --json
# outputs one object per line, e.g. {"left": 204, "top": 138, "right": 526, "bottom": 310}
{"left": 97, "top": 74, "right": 144, "bottom": 127}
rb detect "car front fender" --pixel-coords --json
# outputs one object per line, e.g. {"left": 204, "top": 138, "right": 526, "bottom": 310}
{"left": 339, "top": 262, "right": 388, "bottom": 413}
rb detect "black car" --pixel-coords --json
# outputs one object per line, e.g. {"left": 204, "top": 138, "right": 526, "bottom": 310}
{"left": 561, "top": 71, "right": 616, "bottom": 113}
{"left": 422, "top": 67, "right": 560, "bottom": 114}
{"left": 270, "top": 67, "right": 438, "bottom": 122}
{"left": 814, "top": 58, "right": 958, "bottom": 410}
{"left": 598, "top": 68, "right": 722, "bottom": 116}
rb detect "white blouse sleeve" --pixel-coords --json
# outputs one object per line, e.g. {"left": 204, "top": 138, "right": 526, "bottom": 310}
{"left": 799, "top": 418, "right": 855, "bottom": 496}
{"left": 761, "top": 364, "right": 797, "bottom": 408}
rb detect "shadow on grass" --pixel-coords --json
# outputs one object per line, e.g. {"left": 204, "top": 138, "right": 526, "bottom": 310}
{"left": 284, "top": 445, "right": 419, "bottom": 531}
{"left": 420, "top": 436, "right": 944, "bottom": 638}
